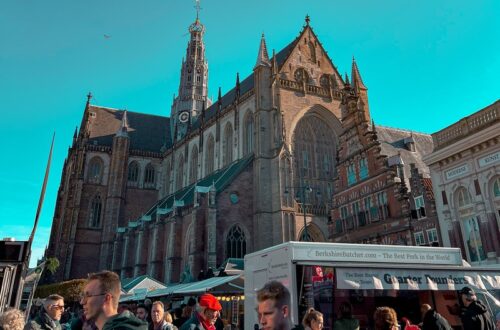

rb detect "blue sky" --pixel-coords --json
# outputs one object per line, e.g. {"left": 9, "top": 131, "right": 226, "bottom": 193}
{"left": 0, "top": 0, "right": 498, "bottom": 267}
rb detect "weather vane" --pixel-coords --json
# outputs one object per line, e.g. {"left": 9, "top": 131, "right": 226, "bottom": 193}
{"left": 195, "top": 0, "right": 201, "bottom": 19}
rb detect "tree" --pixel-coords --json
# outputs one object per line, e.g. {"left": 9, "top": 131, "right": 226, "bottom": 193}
{"left": 45, "top": 257, "right": 60, "bottom": 275}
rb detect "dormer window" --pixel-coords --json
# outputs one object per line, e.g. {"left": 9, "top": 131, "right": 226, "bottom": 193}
{"left": 404, "top": 136, "right": 416, "bottom": 152}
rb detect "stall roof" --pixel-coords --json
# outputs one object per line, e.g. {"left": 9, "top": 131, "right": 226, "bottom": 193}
{"left": 147, "top": 275, "right": 242, "bottom": 298}
{"left": 119, "top": 288, "right": 148, "bottom": 302}
{"left": 121, "top": 275, "right": 166, "bottom": 294}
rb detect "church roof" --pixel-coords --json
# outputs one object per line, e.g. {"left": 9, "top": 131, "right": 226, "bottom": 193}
{"left": 199, "top": 37, "right": 297, "bottom": 125}
{"left": 377, "top": 126, "right": 434, "bottom": 177}
{"left": 135, "top": 154, "right": 253, "bottom": 221}
{"left": 86, "top": 106, "right": 171, "bottom": 152}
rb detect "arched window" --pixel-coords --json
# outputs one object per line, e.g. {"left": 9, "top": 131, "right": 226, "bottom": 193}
{"left": 226, "top": 225, "right": 246, "bottom": 259}
{"left": 292, "top": 115, "right": 337, "bottom": 208}
{"left": 88, "top": 157, "right": 103, "bottom": 184}
{"left": 189, "top": 145, "right": 199, "bottom": 184}
{"left": 294, "top": 68, "right": 308, "bottom": 84}
{"left": 176, "top": 155, "right": 184, "bottom": 191}
{"left": 128, "top": 161, "right": 139, "bottom": 186}
{"left": 456, "top": 187, "right": 472, "bottom": 208}
{"left": 205, "top": 134, "right": 215, "bottom": 175}
{"left": 493, "top": 177, "right": 500, "bottom": 198}
{"left": 308, "top": 42, "right": 316, "bottom": 63}
{"left": 223, "top": 123, "right": 233, "bottom": 166}
{"left": 280, "top": 156, "right": 293, "bottom": 207}
{"left": 243, "top": 112, "right": 254, "bottom": 155}
{"left": 144, "top": 164, "right": 155, "bottom": 188}
{"left": 89, "top": 195, "right": 102, "bottom": 228}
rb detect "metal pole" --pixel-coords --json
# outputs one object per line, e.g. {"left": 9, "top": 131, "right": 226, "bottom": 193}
{"left": 299, "top": 166, "right": 309, "bottom": 241}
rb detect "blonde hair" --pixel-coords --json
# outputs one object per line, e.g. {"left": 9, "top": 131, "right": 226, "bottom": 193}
{"left": 0, "top": 308, "right": 25, "bottom": 330}
{"left": 164, "top": 311, "right": 173, "bottom": 323}
{"left": 302, "top": 308, "right": 323, "bottom": 328}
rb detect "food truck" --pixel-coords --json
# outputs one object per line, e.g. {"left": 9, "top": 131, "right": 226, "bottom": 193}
{"left": 244, "top": 242, "right": 500, "bottom": 329}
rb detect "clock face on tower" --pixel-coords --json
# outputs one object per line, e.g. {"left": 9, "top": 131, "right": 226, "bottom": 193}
{"left": 179, "top": 111, "right": 189, "bottom": 123}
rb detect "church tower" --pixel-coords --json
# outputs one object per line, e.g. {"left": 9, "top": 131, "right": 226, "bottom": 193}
{"left": 170, "top": 8, "right": 211, "bottom": 142}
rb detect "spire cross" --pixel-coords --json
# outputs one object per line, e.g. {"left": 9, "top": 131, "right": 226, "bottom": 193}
{"left": 305, "top": 14, "right": 310, "bottom": 26}
{"left": 194, "top": 0, "right": 201, "bottom": 19}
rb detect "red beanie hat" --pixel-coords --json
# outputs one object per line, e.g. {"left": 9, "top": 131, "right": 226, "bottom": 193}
{"left": 198, "top": 293, "right": 222, "bottom": 311}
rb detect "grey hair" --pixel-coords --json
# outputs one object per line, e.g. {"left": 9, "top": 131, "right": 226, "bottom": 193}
{"left": 44, "top": 294, "right": 64, "bottom": 309}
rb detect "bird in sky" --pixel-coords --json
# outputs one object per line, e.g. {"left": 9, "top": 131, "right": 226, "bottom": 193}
{"left": 104, "top": 34, "right": 111, "bottom": 39}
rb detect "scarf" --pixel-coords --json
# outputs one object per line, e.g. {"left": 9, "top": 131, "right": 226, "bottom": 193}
{"left": 196, "top": 312, "right": 215, "bottom": 330}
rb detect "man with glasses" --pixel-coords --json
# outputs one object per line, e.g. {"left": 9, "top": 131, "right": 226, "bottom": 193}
{"left": 80, "top": 271, "right": 148, "bottom": 330}
{"left": 24, "top": 294, "right": 64, "bottom": 330}
{"left": 180, "top": 294, "right": 222, "bottom": 330}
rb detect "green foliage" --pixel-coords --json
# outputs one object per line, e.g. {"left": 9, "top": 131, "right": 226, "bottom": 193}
{"left": 45, "top": 257, "right": 60, "bottom": 275}
{"left": 34, "top": 279, "right": 87, "bottom": 302}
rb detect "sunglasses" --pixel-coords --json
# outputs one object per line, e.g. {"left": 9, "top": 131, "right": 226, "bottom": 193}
{"left": 51, "top": 305, "right": 65, "bottom": 310}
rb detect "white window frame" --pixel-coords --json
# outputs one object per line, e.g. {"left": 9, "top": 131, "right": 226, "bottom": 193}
{"left": 414, "top": 231, "right": 426, "bottom": 246}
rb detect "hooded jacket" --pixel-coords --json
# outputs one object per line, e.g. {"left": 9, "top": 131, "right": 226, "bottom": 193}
{"left": 24, "top": 308, "right": 62, "bottom": 330}
{"left": 421, "top": 309, "right": 451, "bottom": 330}
{"left": 460, "top": 300, "right": 495, "bottom": 330}
{"left": 102, "top": 313, "right": 148, "bottom": 330}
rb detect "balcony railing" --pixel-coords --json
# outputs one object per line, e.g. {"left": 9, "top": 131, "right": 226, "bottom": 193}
{"left": 277, "top": 79, "right": 342, "bottom": 100}
{"left": 433, "top": 102, "right": 499, "bottom": 150}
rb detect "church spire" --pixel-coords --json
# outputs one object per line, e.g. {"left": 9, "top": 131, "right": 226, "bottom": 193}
{"left": 351, "top": 57, "right": 367, "bottom": 92}
{"left": 255, "top": 33, "right": 271, "bottom": 68}
{"left": 170, "top": 6, "right": 211, "bottom": 142}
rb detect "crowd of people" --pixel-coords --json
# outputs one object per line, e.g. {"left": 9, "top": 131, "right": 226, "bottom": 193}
{"left": 0, "top": 271, "right": 498, "bottom": 330}
{"left": 254, "top": 281, "right": 498, "bottom": 330}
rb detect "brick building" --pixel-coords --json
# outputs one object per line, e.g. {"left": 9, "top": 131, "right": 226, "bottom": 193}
{"left": 46, "top": 15, "right": 442, "bottom": 283}
{"left": 329, "top": 77, "right": 442, "bottom": 246}
{"left": 424, "top": 100, "right": 500, "bottom": 266}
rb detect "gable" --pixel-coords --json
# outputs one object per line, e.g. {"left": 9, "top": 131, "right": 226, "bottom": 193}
{"left": 278, "top": 26, "right": 344, "bottom": 88}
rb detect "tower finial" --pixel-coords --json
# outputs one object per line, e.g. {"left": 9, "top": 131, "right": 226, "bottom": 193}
{"left": 235, "top": 72, "right": 240, "bottom": 99}
{"left": 351, "top": 56, "right": 367, "bottom": 91}
{"left": 194, "top": 0, "right": 201, "bottom": 20}
{"left": 254, "top": 33, "right": 271, "bottom": 68}
{"left": 86, "top": 92, "right": 92, "bottom": 105}
{"left": 344, "top": 72, "right": 350, "bottom": 86}
{"left": 305, "top": 14, "right": 310, "bottom": 26}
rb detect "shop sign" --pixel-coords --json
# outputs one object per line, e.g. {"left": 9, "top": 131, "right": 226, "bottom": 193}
{"left": 294, "top": 244, "right": 462, "bottom": 266}
{"left": 336, "top": 268, "right": 500, "bottom": 291}
{"left": 445, "top": 164, "right": 469, "bottom": 181}
{"left": 478, "top": 151, "right": 500, "bottom": 168}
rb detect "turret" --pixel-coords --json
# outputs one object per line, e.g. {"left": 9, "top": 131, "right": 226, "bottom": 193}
{"left": 351, "top": 57, "right": 370, "bottom": 122}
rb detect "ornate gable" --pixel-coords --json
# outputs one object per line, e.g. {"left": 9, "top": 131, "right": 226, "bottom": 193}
{"left": 278, "top": 23, "right": 344, "bottom": 90}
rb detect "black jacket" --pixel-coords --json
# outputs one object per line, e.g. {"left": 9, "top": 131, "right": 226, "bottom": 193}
{"left": 102, "top": 313, "right": 149, "bottom": 330}
{"left": 460, "top": 300, "right": 495, "bottom": 330}
{"left": 422, "top": 309, "right": 452, "bottom": 330}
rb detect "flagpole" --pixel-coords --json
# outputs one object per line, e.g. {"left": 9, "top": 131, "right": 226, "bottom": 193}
{"left": 23, "top": 133, "right": 55, "bottom": 316}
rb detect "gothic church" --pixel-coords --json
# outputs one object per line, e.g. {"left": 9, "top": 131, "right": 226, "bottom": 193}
{"left": 46, "top": 15, "right": 437, "bottom": 283}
